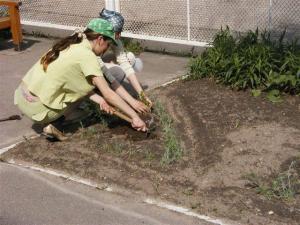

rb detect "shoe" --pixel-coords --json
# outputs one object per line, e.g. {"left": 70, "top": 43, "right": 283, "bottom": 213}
{"left": 43, "top": 124, "right": 68, "bottom": 141}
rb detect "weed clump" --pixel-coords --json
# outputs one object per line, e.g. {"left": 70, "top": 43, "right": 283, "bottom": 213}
{"left": 154, "top": 101, "right": 183, "bottom": 165}
{"left": 245, "top": 160, "right": 300, "bottom": 201}
{"left": 188, "top": 27, "right": 300, "bottom": 102}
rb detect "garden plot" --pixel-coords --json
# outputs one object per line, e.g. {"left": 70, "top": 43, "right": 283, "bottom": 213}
{"left": 1, "top": 78, "right": 300, "bottom": 225}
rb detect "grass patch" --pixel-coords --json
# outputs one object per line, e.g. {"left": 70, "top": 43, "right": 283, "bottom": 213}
{"left": 154, "top": 101, "right": 183, "bottom": 165}
{"left": 77, "top": 100, "right": 183, "bottom": 165}
{"left": 245, "top": 160, "right": 300, "bottom": 201}
{"left": 144, "top": 149, "right": 155, "bottom": 161}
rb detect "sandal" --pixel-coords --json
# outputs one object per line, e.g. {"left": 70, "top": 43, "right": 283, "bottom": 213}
{"left": 42, "top": 124, "right": 68, "bottom": 141}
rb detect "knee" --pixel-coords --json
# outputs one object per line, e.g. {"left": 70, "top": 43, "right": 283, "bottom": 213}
{"left": 108, "top": 65, "right": 126, "bottom": 83}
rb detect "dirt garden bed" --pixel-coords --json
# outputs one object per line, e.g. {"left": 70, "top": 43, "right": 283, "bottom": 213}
{"left": 1, "top": 78, "right": 300, "bottom": 225}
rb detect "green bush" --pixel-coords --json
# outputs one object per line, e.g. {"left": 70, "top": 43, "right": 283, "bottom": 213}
{"left": 188, "top": 27, "right": 300, "bottom": 101}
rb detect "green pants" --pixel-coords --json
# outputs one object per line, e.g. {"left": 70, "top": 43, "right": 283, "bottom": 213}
{"left": 14, "top": 86, "right": 66, "bottom": 124}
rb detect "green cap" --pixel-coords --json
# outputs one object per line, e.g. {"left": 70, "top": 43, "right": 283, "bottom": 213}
{"left": 87, "top": 18, "right": 117, "bottom": 45}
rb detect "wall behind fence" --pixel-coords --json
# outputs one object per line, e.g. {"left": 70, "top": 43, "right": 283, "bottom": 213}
{"left": 20, "top": 0, "right": 300, "bottom": 45}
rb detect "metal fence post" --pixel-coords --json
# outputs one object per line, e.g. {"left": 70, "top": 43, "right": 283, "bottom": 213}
{"left": 187, "top": 0, "right": 191, "bottom": 41}
{"left": 268, "top": 0, "right": 273, "bottom": 31}
{"left": 105, "top": 0, "right": 115, "bottom": 10}
{"left": 115, "top": 0, "right": 120, "bottom": 12}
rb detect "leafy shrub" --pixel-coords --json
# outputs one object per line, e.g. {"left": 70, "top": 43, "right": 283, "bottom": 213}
{"left": 188, "top": 27, "right": 300, "bottom": 101}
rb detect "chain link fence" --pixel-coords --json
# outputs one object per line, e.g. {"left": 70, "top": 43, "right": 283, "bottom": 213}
{"left": 20, "top": 0, "right": 103, "bottom": 27}
{"left": 18, "top": 0, "right": 300, "bottom": 45}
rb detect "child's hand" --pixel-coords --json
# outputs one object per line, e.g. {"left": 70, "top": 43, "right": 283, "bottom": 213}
{"left": 132, "top": 100, "right": 150, "bottom": 114}
{"left": 99, "top": 98, "right": 114, "bottom": 114}
{"left": 131, "top": 117, "right": 148, "bottom": 132}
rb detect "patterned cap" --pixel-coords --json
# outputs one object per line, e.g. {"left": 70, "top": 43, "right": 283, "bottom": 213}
{"left": 99, "top": 8, "right": 124, "bottom": 33}
{"left": 87, "top": 18, "right": 117, "bottom": 45}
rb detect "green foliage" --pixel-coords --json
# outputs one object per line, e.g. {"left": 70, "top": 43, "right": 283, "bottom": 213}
{"left": 154, "top": 101, "right": 183, "bottom": 165}
{"left": 266, "top": 89, "right": 282, "bottom": 103}
{"left": 122, "top": 38, "right": 144, "bottom": 55}
{"left": 188, "top": 27, "right": 300, "bottom": 101}
{"left": 251, "top": 89, "right": 262, "bottom": 97}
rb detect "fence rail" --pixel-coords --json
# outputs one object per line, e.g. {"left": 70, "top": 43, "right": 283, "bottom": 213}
{"left": 18, "top": 0, "right": 300, "bottom": 46}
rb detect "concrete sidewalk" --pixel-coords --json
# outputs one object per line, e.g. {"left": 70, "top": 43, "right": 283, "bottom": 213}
{"left": 0, "top": 36, "right": 189, "bottom": 149}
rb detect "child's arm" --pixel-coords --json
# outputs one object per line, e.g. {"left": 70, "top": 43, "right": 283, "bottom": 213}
{"left": 91, "top": 76, "right": 147, "bottom": 132}
{"left": 111, "top": 80, "right": 149, "bottom": 114}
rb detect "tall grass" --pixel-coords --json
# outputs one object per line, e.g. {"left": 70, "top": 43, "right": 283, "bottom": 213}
{"left": 154, "top": 101, "right": 183, "bottom": 165}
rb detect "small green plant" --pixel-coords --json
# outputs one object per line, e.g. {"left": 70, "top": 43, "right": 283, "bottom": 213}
{"left": 245, "top": 160, "right": 300, "bottom": 201}
{"left": 187, "top": 27, "right": 300, "bottom": 102}
{"left": 154, "top": 101, "right": 183, "bottom": 165}
{"left": 144, "top": 149, "right": 155, "bottom": 161}
{"left": 139, "top": 91, "right": 151, "bottom": 107}
{"left": 122, "top": 38, "right": 144, "bottom": 55}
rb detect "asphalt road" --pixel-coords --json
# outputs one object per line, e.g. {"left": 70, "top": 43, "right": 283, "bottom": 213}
{"left": 0, "top": 162, "right": 214, "bottom": 225}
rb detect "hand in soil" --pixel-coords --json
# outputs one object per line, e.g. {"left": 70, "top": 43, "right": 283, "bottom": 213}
{"left": 131, "top": 117, "right": 148, "bottom": 132}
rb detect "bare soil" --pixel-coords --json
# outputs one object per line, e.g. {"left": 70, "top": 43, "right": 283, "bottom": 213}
{"left": 2, "top": 78, "right": 300, "bottom": 225}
